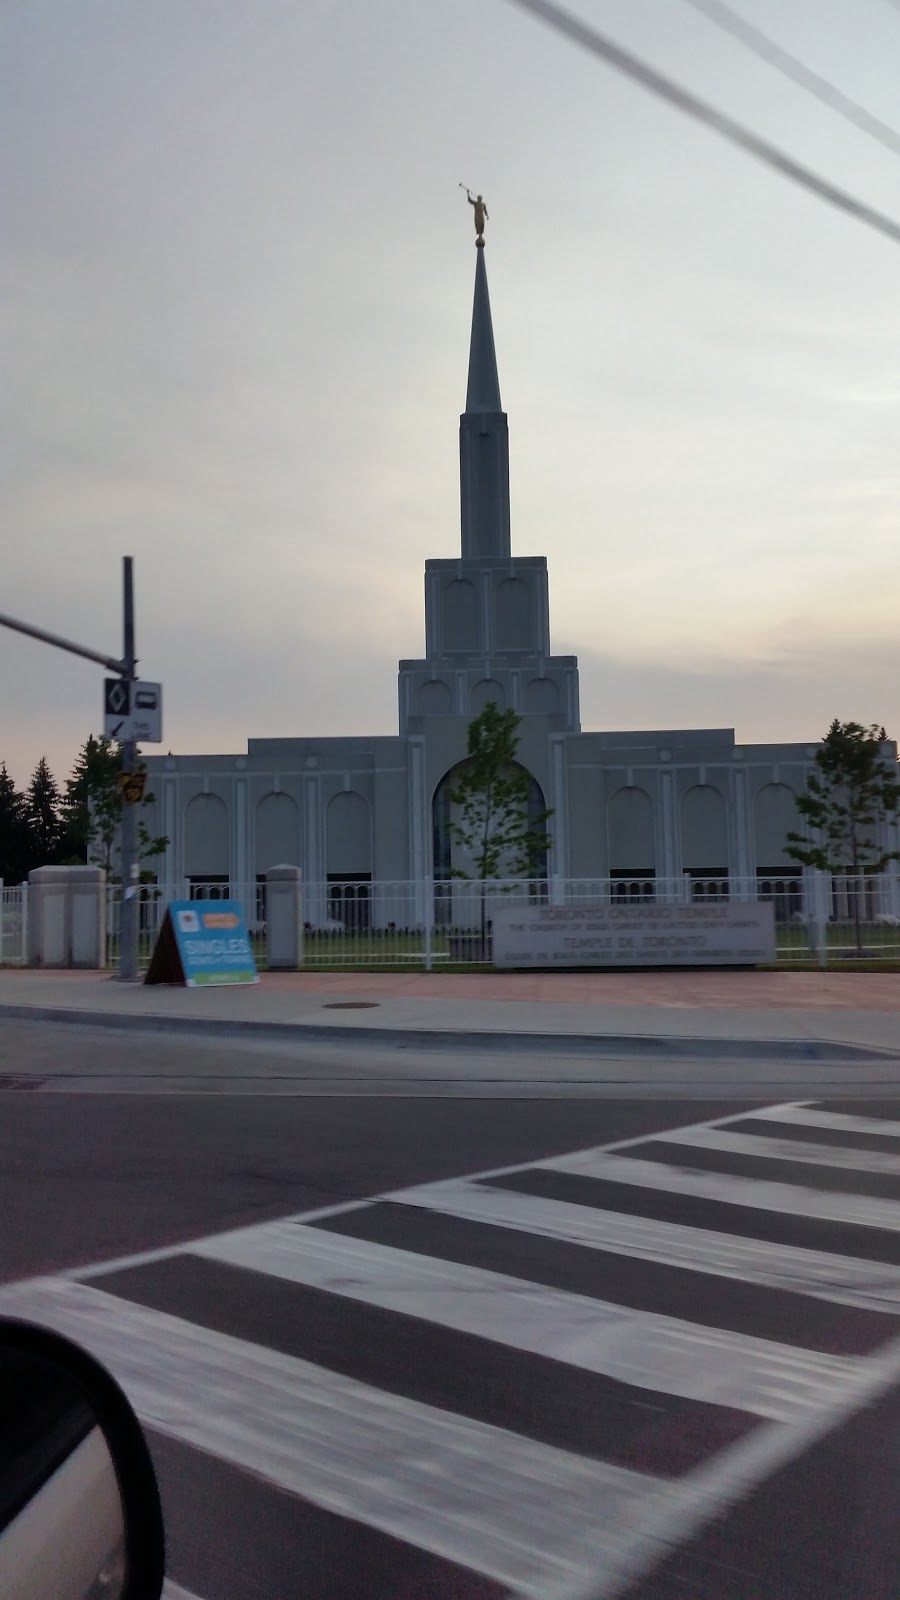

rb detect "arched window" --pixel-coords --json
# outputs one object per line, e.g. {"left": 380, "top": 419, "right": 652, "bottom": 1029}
{"left": 470, "top": 679, "right": 505, "bottom": 713}
{"left": 184, "top": 793, "right": 229, "bottom": 890}
{"left": 681, "top": 784, "right": 728, "bottom": 898}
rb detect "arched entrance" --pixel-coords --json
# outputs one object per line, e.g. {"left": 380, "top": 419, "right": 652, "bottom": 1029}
{"left": 431, "top": 761, "right": 549, "bottom": 926}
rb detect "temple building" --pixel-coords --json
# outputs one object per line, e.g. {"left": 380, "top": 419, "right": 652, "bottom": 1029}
{"left": 144, "top": 238, "right": 836, "bottom": 923}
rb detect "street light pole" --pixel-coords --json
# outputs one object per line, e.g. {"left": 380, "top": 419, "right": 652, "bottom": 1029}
{"left": 0, "top": 615, "right": 125, "bottom": 675}
{"left": 0, "top": 559, "right": 145, "bottom": 982}
{"left": 118, "top": 557, "right": 140, "bottom": 982}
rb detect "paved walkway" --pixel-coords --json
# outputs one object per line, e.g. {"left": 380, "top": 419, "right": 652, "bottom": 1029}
{"left": 3, "top": 966, "right": 900, "bottom": 1006}
{"left": 1, "top": 968, "right": 898, "bottom": 1055}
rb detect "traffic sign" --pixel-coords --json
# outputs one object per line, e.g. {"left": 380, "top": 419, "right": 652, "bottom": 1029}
{"left": 118, "top": 770, "right": 147, "bottom": 805}
{"left": 103, "top": 679, "right": 162, "bottom": 743}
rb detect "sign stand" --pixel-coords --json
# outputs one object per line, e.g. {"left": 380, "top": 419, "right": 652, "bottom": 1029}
{"left": 144, "top": 910, "right": 185, "bottom": 985}
{"left": 145, "top": 901, "right": 259, "bottom": 987}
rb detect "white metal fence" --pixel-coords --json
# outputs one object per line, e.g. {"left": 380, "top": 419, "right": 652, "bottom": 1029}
{"left": 105, "top": 887, "right": 168, "bottom": 973}
{"left": 95, "top": 871, "right": 900, "bottom": 971}
{"left": 0, "top": 883, "right": 28, "bottom": 965}
{"left": 5, "top": 871, "right": 899, "bottom": 972}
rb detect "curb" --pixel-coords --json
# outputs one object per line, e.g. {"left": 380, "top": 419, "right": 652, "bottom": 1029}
{"left": 0, "top": 1002, "right": 893, "bottom": 1064}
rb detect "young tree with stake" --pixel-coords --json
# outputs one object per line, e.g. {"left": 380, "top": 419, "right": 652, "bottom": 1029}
{"left": 449, "top": 701, "right": 552, "bottom": 945}
{"left": 785, "top": 719, "right": 900, "bottom": 955}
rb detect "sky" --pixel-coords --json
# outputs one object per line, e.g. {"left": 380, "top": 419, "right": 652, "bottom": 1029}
{"left": 2, "top": 0, "right": 900, "bottom": 788}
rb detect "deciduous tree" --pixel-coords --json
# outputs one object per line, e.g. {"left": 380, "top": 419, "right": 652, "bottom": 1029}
{"left": 449, "top": 702, "right": 552, "bottom": 941}
{"left": 786, "top": 719, "right": 900, "bottom": 954}
{"left": 62, "top": 736, "right": 167, "bottom": 880}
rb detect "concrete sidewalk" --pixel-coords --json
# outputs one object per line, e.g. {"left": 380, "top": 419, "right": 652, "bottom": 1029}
{"left": 1, "top": 968, "right": 898, "bottom": 1061}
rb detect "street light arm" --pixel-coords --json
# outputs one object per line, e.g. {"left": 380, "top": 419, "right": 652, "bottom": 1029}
{"left": 0, "top": 611, "right": 127, "bottom": 675}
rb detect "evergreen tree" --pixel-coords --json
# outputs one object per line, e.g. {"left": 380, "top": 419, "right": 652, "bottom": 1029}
{"left": 0, "top": 764, "right": 27, "bottom": 884}
{"left": 23, "top": 757, "right": 64, "bottom": 871}
{"left": 62, "top": 735, "right": 121, "bottom": 870}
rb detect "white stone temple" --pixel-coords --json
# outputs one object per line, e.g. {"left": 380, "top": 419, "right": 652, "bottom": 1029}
{"left": 144, "top": 239, "right": 839, "bottom": 922}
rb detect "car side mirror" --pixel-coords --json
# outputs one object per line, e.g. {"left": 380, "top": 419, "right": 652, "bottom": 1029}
{"left": 0, "top": 1318, "right": 165, "bottom": 1600}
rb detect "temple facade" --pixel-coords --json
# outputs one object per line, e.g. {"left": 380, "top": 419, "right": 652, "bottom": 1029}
{"left": 144, "top": 242, "right": 861, "bottom": 921}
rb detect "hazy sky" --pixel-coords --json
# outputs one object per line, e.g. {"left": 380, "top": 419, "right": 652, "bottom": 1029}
{"left": 3, "top": 0, "right": 900, "bottom": 786}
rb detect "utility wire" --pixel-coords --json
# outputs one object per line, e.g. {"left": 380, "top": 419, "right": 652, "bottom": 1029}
{"left": 505, "top": 0, "right": 900, "bottom": 249}
{"left": 680, "top": 0, "right": 900, "bottom": 158}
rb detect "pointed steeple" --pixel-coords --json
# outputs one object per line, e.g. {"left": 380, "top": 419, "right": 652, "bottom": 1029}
{"left": 465, "top": 246, "right": 502, "bottom": 413}
{"left": 459, "top": 245, "right": 511, "bottom": 560}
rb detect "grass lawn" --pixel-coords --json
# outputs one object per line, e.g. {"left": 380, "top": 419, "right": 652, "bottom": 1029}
{"left": 776, "top": 921, "right": 900, "bottom": 963}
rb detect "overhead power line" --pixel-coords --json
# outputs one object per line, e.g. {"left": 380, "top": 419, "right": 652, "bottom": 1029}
{"left": 505, "top": 0, "right": 900, "bottom": 249}
{"left": 680, "top": 0, "right": 900, "bottom": 159}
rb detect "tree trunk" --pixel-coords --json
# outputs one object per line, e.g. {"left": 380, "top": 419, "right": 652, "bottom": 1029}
{"left": 479, "top": 792, "right": 492, "bottom": 948}
{"left": 850, "top": 834, "right": 863, "bottom": 956}
{"left": 853, "top": 890, "right": 863, "bottom": 956}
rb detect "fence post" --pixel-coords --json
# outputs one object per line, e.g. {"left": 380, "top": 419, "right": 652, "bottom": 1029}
{"left": 817, "top": 869, "right": 830, "bottom": 969}
{"left": 423, "top": 876, "right": 433, "bottom": 971}
{"left": 266, "top": 866, "right": 303, "bottom": 970}
{"left": 884, "top": 860, "right": 900, "bottom": 920}
{"left": 803, "top": 868, "right": 830, "bottom": 968}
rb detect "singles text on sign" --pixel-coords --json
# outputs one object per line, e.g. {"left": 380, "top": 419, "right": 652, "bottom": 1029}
{"left": 144, "top": 902, "right": 259, "bottom": 988}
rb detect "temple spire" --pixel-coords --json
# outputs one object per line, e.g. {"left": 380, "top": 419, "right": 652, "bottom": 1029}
{"left": 465, "top": 246, "right": 502, "bottom": 413}
{"left": 459, "top": 243, "right": 511, "bottom": 560}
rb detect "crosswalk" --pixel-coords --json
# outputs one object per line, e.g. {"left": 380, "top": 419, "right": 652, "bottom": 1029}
{"left": 3, "top": 1097, "right": 900, "bottom": 1598}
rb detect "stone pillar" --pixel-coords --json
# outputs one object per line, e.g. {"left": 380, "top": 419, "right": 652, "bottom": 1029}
{"left": 302, "top": 774, "right": 326, "bottom": 928}
{"left": 656, "top": 770, "right": 680, "bottom": 901}
{"left": 28, "top": 866, "right": 106, "bottom": 968}
{"left": 730, "top": 768, "right": 754, "bottom": 894}
{"left": 266, "top": 865, "right": 303, "bottom": 970}
{"left": 408, "top": 736, "right": 428, "bottom": 924}
{"left": 548, "top": 737, "right": 568, "bottom": 881}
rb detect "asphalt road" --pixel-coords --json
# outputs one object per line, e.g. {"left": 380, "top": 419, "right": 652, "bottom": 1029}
{"left": 1, "top": 1021, "right": 899, "bottom": 1599}
{"left": 0, "top": 1022, "right": 724, "bottom": 1282}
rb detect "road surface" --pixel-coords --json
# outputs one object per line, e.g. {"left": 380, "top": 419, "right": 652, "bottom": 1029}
{"left": 1, "top": 1022, "right": 898, "bottom": 1598}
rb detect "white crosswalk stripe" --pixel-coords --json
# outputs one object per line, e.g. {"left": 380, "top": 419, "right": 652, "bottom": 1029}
{"left": 538, "top": 1148, "right": 900, "bottom": 1231}
{"left": 388, "top": 1178, "right": 900, "bottom": 1312}
{"left": 4, "top": 1098, "right": 900, "bottom": 1600}
{"left": 193, "top": 1219, "right": 855, "bottom": 1420}
{"left": 749, "top": 1104, "right": 900, "bottom": 1139}
{"left": 653, "top": 1123, "right": 900, "bottom": 1174}
{"left": 0, "top": 1277, "right": 670, "bottom": 1599}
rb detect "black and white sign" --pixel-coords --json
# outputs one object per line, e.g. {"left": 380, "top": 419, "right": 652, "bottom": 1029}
{"left": 492, "top": 901, "right": 777, "bottom": 968}
{"left": 103, "top": 679, "right": 163, "bottom": 743}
